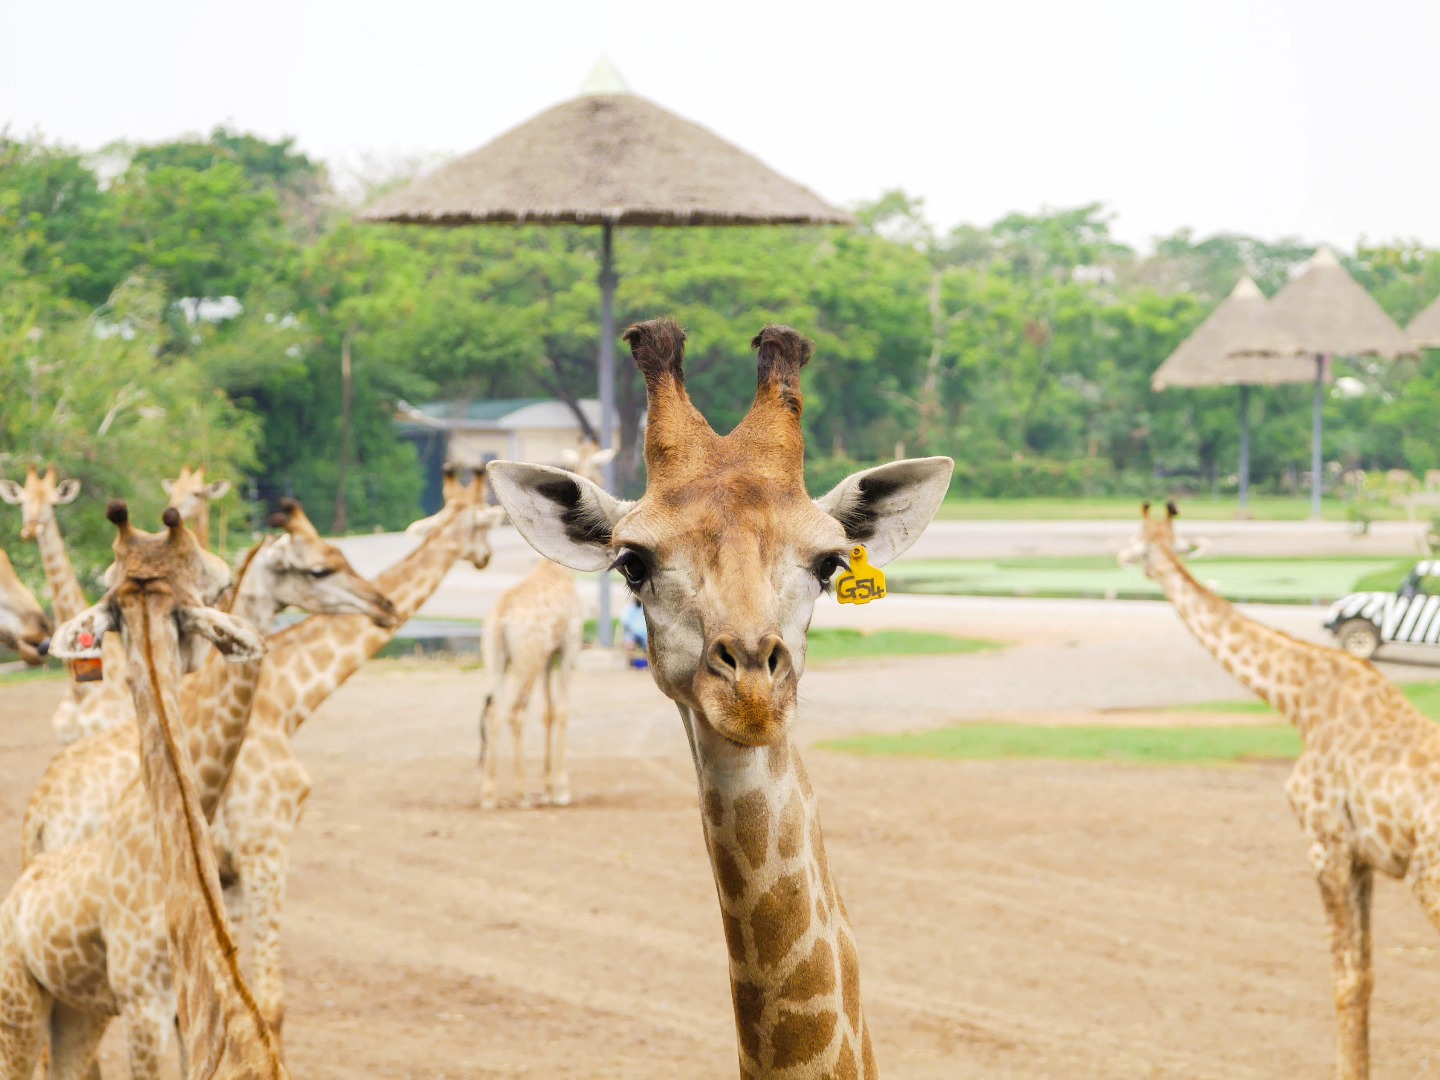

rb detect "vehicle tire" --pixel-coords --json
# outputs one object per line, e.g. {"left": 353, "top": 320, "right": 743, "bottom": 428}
{"left": 1337, "top": 619, "right": 1380, "bottom": 660}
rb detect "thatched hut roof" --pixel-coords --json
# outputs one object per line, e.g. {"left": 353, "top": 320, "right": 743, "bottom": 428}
{"left": 1408, "top": 292, "right": 1440, "bottom": 349}
{"left": 1231, "top": 247, "right": 1416, "bottom": 360}
{"left": 357, "top": 91, "right": 853, "bottom": 228}
{"left": 1152, "top": 276, "right": 1314, "bottom": 391}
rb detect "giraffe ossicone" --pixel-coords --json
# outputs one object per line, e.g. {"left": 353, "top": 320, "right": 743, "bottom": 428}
{"left": 490, "top": 317, "right": 952, "bottom": 1078}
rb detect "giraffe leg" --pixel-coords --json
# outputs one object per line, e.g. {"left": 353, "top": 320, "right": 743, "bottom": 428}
{"left": 543, "top": 652, "right": 572, "bottom": 807}
{"left": 46, "top": 1003, "right": 107, "bottom": 1080}
{"left": 508, "top": 671, "right": 539, "bottom": 808}
{"left": 480, "top": 631, "right": 512, "bottom": 809}
{"left": 235, "top": 830, "right": 298, "bottom": 1041}
{"left": 121, "top": 994, "right": 175, "bottom": 1080}
{"left": 1313, "top": 846, "right": 1374, "bottom": 1080}
{"left": 0, "top": 950, "right": 47, "bottom": 1080}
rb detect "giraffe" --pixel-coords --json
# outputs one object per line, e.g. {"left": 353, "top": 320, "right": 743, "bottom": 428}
{"left": 557, "top": 436, "right": 617, "bottom": 488}
{"left": 1120, "top": 501, "right": 1440, "bottom": 1080}
{"left": 476, "top": 557, "right": 583, "bottom": 809}
{"left": 162, "top": 465, "right": 232, "bottom": 552}
{"left": 48, "top": 502, "right": 288, "bottom": 1079}
{"left": 488, "top": 318, "right": 953, "bottom": 1078}
{"left": 20, "top": 469, "right": 503, "bottom": 1040}
{"left": 0, "top": 499, "right": 395, "bottom": 1077}
{"left": 0, "top": 545, "right": 51, "bottom": 666}
{"left": 0, "top": 464, "right": 130, "bottom": 742}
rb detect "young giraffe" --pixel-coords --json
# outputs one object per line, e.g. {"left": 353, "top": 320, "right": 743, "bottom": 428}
{"left": 489, "top": 318, "right": 953, "bottom": 1078}
{"left": 476, "top": 557, "right": 583, "bottom": 808}
{"left": 1121, "top": 501, "right": 1440, "bottom": 1080}
{"left": 163, "top": 465, "right": 232, "bottom": 552}
{"left": 0, "top": 464, "right": 129, "bottom": 742}
{"left": 0, "top": 500, "right": 395, "bottom": 1077}
{"left": 49, "top": 503, "right": 288, "bottom": 1079}
{"left": 0, "top": 544, "right": 51, "bottom": 665}
{"left": 21, "top": 471, "right": 502, "bottom": 1040}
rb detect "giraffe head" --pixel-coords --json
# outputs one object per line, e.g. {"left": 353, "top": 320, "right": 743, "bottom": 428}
{"left": 0, "top": 545, "right": 51, "bottom": 665}
{"left": 558, "top": 438, "right": 618, "bottom": 489}
{"left": 405, "top": 465, "right": 505, "bottom": 570}
{"left": 50, "top": 503, "right": 263, "bottom": 671}
{"left": 257, "top": 498, "right": 399, "bottom": 627}
{"left": 490, "top": 318, "right": 953, "bottom": 747}
{"left": 1118, "top": 501, "right": 1208, "bottom": 578}
{"left": 162, "top": 465, "right": 231, "bottom": 525}
{"left": 0, "top": 465, "right": 81, "bottom": 541}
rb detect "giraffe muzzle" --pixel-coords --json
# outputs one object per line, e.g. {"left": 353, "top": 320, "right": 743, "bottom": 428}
{"left": 694, "top": 632, "right": 797, "bottom": 746}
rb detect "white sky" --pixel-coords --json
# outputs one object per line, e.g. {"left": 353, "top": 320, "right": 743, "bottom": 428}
{"left": 7, "top": 0, "right": 1439, "bottom": 250}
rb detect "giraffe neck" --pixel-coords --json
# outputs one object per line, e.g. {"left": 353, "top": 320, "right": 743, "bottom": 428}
{"left": 682, "top": 706, "right": 876, "bottom": 1079}
{"left": 251, "top": 503, "right": 468, "bottom": 735}
{"left": 191, "top": 504, "right": 211, "bottom": 551}
{"left": 1151, "top": 546, "right": 1338, "bottom": 737}
{"left": 119, "top": 593, "right": 285, "bottom": 1076}
{"left": 33, "top": 516, "right": 88, "bottom": 623}
{"left": 181, "top": 541, "right": 274, "bottom": 818}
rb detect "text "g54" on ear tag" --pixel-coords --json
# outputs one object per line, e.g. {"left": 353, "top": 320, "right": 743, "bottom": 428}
{"left": 836, "top": 545, "right": 886, "bottom": 606}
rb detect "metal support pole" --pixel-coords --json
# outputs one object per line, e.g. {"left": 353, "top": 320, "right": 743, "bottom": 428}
{"left": 1311, "top": 354, "right": 1326, "bottom": 521}
{"left": 597, "top": 221, "right": 617, "bottom": 647}
{"left": 1237, "top": 384, "right": 1251, "bottom": 513}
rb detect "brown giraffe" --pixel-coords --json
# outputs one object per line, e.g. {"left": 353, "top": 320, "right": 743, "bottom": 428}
{"left": 49, "top": 502, "right": 288, "bottom": 1078}
{"left": 489, "top": 319, "right": 953, "bottom": 1078}
{"left": 0, "top": 544, "right": 51, "bottom": 666}
{"left": 22, "top": 470, "right": 502, "bottom": 1040}
{"left": 1121, "top": 501, "right": 1440, "bottom": 1080}
{"left": 477, "top": 558, "right": 583, "bottom": 808}
{"left": 0, "top": 464, "right": 130, "bottom": 742}
{"left": 0, "top": 499, "right": 394, "bottom": 1077}
{"left": 162, "top": 465, "right": 232, "bottom": 551}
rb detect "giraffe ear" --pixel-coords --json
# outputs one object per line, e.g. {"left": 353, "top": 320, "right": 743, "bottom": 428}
{"left": 204, "top": 480, "right": 232, "bottom": 500}
{"left": 487, "top": 462, "right": 632, "bottom": 572}
{"left": 0, "top": 480, "right": 23, "bottom": 505}
{"left": 50, "top": 603, "right": 116, "bottom": 659}
{"left": 53, "top": 479, "right": 81, "bottom": 504}
{"left": 405, "top": 511, "right": 443, "bottom": 538}
{"left": 815, "top": 457, "right": 955, "bottom": 567}
{"left": 177, "top": 607, "right": 265, "bottom": 663}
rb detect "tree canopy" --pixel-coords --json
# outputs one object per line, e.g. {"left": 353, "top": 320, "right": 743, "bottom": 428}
{"left": 4, "top": 130, "right": 1440, "bottom": 583}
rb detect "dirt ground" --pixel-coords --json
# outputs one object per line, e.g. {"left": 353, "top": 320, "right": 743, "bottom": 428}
{"left": 3, "top": 598, "right": 1440, "bottom": 1078}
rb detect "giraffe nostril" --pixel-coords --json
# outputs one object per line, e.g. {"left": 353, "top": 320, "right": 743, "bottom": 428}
{"left": 767, "top": 649, "right": 779, "bottom": 675}
{"left": 717, "top": 643, "right": 737, "bottom": 671}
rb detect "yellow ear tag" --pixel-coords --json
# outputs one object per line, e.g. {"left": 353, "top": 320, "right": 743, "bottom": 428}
{"left": 835, "top": 545, "right": 886, "bottom": 606}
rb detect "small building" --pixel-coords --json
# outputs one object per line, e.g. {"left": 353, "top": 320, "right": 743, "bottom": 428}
{"left": 396, "top": 398, "right": 602, "bottom": 512}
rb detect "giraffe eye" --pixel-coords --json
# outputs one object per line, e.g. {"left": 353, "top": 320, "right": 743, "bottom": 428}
{"left": 815, "top": 554, "right": 849, "bottom": 586}
{"left": 611, "top": 550, "right": 649, "bottom": 591}
{"left": 309, "top": 567, "right": 335, "bottom": 579}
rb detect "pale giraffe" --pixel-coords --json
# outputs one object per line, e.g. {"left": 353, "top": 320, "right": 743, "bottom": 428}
{"left": 163, "top": 464, "right": 232, "bottom": 552}
{"left": 477, "top": 558, "right": 582, "bottom": 809}
{"left": 557, "top": 436, "right": 617, "bottom": 488}
{"left": 0, "top": 544, "right": 51, "bottom": 665}
{"left": 1121, "top": 501, "right": 1440, "bottom": 1080}
{"left": 49, "top": 502, "right": 288, "bottom": 1079}
{"left": 0, "top": 464, "right": 129, "bottom": 742}
{"left": 489, "top": 318, "right": 953, "bottom": 1078}
{"left": 0, "top": 499, "right": 394, "bottom": 1077}
{"left": 22, "top": 470, "right": 502, "bottom": 1040}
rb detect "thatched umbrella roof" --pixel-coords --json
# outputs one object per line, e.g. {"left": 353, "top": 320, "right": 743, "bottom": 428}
{"left": 1232, "top": 247, "right": 1415, "bottom": 360}
{"left": 1152, "top": 276, "right": 1313, "bottom": 391}
{"left": 1408, "top": 292, "right": 1440, "bottom": 349}
{"left": 357, "top": 91, "right": 853, "bottom": 229}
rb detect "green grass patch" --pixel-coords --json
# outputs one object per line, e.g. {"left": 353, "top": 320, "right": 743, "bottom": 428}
{"left": 0, "top": 663, "right": 66, "bottom": 685}
{"left": 888, "top": 555, "right": 1399, "bottom": 604}
{"left": 1170, "top": 679, "right": 1440, "bottom": 722}
{"left": 1350, "top": 560, "right": 1416, "bottom": 593}
{"left": 804, "top": 628, "right": 1001, "bottom": 665}
{"left": 822, "top": 723, "right": 1303, "bottom": 765}
{"left": 934, "top": 495, "right": 1401, "bottom": 522}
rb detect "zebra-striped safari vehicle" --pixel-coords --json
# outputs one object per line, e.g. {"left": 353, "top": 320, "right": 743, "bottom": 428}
{"left": 1324, "top": 560, "right": 1440, "bottom": 659}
